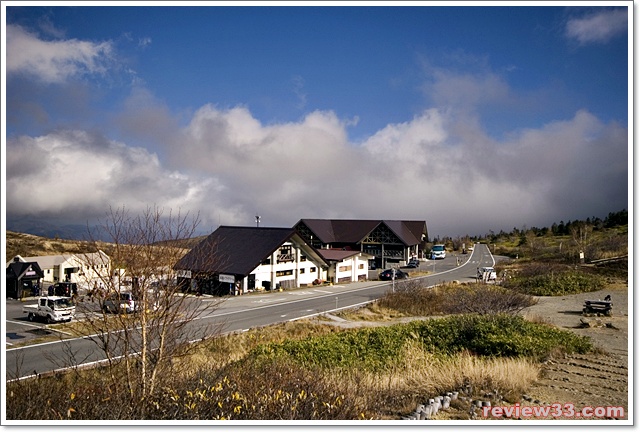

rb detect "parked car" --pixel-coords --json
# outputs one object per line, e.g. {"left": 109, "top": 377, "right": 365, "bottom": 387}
{"left": 103, "top": 292, "right": 138, "bottom": 314}
{"left": 379, "top": 269, "right": 408, "bottom": 281}
{"left": 405, "top": 258, "right": 420, "bottom": 268}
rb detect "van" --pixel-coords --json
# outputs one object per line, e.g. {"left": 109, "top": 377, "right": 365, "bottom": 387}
{"left": 431, "top": 245, "right": 446, "bottom": 260}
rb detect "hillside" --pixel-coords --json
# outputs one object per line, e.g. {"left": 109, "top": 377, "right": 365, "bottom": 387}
{"left": 5, "top": 231, "right": 102, "bottom": 260}
{"left": 5, "top": 230, "right": 203, "bottom": 262}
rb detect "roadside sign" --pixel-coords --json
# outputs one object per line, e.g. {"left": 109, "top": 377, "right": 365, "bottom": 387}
{"left": 218, "top": 274, "right": 235, "bottom": 283}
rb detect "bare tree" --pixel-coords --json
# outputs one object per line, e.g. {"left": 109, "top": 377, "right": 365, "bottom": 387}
{"left": 570, "top": 221, "right": 593, "bottom": 259}
{"left": 76, "top": 205, "right": 225, "bottom": 415}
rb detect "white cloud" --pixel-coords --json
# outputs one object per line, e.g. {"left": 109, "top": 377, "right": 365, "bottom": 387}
{"left": 566, "top": 8, "right": 628, "bottom": 45}
{"left": 5, "top": 130, "right": 241, "bottom": 227}
{"left": 5, "top": 100, "right": 627, "bottom": 237}
{"left": 6, "top": 24, "right": 113, "bottom": 84}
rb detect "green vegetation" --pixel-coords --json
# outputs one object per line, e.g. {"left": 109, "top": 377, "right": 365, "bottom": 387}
{"left": 8, "top": 313, "right": 588, "bottom": 420}
{"left": 251, "top": 314, "right": 591, "bottom": 371}
{"left": 502, "top": 263, "right": 606, "bottom": 296}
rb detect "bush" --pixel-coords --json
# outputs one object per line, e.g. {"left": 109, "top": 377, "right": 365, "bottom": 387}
{"left": 251, "top": 314, "right": 592, "bottom": 371}
{"left": 379, "top": 282, "right": 537, "bottom": 316}
{"left": 504, "top": 263, "right": 605, "bottom": 296}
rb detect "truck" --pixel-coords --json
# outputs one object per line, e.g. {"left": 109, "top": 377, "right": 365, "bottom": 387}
{"left": 23, "top": 296, "right": 76, "bottom": 324}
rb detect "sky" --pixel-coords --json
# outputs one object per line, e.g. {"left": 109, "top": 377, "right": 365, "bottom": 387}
{"left": 2, "top": 1, "right": 632, "bottom": 240}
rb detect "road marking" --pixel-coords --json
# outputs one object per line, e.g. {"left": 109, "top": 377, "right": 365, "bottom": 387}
{"left": 6, "top": 320, "right": 44, "bottom": 329}
{"left": 288, "top": 291, "right": 312, "bottom": 296}
{"left": 313, "top": 289, "right": 332, "bottom": 294}
{"left": 252, "top": 298, "right": 279, "bottom": 304}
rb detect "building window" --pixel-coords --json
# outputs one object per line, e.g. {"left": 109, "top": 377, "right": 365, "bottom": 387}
{"left": 277, "top": 246, "right": 294, "bottom": 263}
{"left": 276, "top": 269, "right": 293, "bottom": 277}
{"left": 262, "top": 257, "right": 271, "bottom": 265}
{"left": 300, "top": 268, "right": 305, "bottom": 274}
{"left": 310, "top": 267, "right": 316, "bottom": 273}
{"left": 359, "top": 264, "right": 365, "bottom": 270}
{"left": 339, "top": 265, "right": 352, "bottom": 273}
{"left": 300, "top": 255, "right": 307, "bottom": 262}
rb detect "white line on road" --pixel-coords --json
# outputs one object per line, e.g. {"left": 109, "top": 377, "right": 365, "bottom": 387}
{"left": 6, "top": 320, "right": 44, "bottom": 329}
{"left": 313, "top": 289, "right": 332, "bottom": 294}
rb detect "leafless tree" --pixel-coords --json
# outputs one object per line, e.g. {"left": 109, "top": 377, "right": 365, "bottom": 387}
{"left": 570, "top": 222, "right": 593, "bottom": 259}
{"left": 76, "top": 205, "right": 225, "bottom": 414}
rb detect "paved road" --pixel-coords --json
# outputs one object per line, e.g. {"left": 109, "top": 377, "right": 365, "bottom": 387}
{"left": 5, "top": 243, "right": 499, "bottom": 381}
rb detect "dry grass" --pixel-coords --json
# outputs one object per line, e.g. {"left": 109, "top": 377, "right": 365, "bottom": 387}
{"left": 6, "top": 317, "right": 544, "bottom": 420}
{"left": 399, "top": 342, "right": 540, "bottom": 402}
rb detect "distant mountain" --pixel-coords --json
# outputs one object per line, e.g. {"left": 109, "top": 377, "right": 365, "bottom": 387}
{"left": 6, "top": 218, "right": 94, "bottom": 241}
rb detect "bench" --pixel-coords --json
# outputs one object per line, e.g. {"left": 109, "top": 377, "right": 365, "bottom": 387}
{"left": 583, "top": 300, "right": 612, "bottom": 316}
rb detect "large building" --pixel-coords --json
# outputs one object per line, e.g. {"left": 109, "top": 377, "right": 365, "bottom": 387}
{"left": 175, "top": 227, "right": 329, "bottom": 295}
{"left": 174, "top": 226, "right": 375, "bottom": 295}
{"left": 294, "top": 219, "right": 428, "bottom": 269}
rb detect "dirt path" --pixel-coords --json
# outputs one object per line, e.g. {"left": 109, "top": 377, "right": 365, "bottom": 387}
{"left": 515, "top": 283, "right": 629, "bottom": 420}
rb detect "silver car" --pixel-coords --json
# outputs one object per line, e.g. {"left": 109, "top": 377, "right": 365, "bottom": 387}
{"left": 103, "top": 292, "right": 138, "bottom": 313}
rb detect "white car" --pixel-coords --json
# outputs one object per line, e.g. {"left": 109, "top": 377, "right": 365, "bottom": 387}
{"left": 477, "top": 267, "right": 497, "bottom": 282}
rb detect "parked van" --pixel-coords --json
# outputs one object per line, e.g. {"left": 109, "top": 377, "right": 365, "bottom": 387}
{"left": 431, "top": 244, "right": 446, "bottom": 260}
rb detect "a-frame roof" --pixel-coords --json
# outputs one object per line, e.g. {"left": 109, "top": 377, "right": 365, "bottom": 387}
{"left": 175, "top": 226, "right": 327, "bottom": 277}
{"left": 296, "top": 219, "right": 427, "bottom": 246}
{"left": 6, "top": 261, "right": 44, "bottom": 280}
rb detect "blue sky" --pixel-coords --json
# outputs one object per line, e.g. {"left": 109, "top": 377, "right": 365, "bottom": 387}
{"left": 3, "top": 2, "right": 631, "bottom": 239}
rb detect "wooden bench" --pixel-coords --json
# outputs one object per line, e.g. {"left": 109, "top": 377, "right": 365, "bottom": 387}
{"left": 583, "top": 300, "right": 612, "bottom": 316}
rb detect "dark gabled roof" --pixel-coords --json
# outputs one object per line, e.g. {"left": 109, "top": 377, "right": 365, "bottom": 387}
{"left": 384, "top": 220, "right": 426, "bottom": 246}
{"left": 175, "top": 226, "right": 327, "bottom": 277}
{"left": 318, "top": 249, "right": 373, "bottom": 262}
{"left": 296, "top": 219, "right": 427, "bottom": 246}
{"left": 6, "top": 262, "right": 44, "bottom": 280}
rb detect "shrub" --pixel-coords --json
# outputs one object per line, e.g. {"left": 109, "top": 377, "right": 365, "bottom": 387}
{"left": 504, "top": 264, "right": 605, "bottom": 296}
{"left": 251, "top": 314, "right": 592, "bottom": 371}
{"left": 379, "top": 282, "right": 537, "bottom": 316}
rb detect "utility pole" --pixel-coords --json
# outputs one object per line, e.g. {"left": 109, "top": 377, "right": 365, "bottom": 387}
{"left": 255, "top": 215, "right": 261, "bottom": 228}
{"left": 392, "top": 268, "right": 396, "bottom": 293}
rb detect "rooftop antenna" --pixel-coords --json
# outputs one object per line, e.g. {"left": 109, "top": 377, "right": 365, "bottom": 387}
{"left": 255, "top": 214, "right": 261, "bottom": 228}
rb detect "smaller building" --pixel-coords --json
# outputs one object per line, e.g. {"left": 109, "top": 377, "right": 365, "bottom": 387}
{"left": 317, "top": 249, "right": 374, "bottom": 284}
{"left": 8, "top": 251, "right": 111, "bottom": 288}
{"left": 6, "top": 259, "right": 44, "bottom": 299}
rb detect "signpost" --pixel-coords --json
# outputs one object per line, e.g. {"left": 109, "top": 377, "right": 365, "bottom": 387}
{"left": 218, "top": 274, "right": 235, "bottom": 283}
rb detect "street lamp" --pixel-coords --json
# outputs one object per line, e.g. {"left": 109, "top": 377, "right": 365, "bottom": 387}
{"left": 255, "top": 215, "right": 261, "bottom": 227}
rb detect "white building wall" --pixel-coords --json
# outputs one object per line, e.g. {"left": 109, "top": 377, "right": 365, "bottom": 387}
{"left": 248, "top": 242, "right": 325, "bottom": 291}
{"left": 334, "top": 254, "right": 371, "bottom": 283}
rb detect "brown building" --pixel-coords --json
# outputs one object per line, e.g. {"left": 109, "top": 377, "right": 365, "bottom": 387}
{"left": 294, "top": 219, "right": 428, "bottom": 269}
